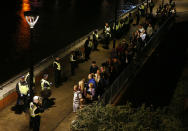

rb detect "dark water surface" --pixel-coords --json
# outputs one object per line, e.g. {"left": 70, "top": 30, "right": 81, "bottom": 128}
{"left": 1, "top": 0, "right": 136, "bottom": 84}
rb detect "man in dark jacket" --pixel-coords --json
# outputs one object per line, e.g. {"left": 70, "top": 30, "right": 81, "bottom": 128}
{"left": 93, "top": 30, "right": 99, "bottom": 51}
{"left": 16, "top": 76, "right": 30, "bottom": 112}
{"left": 84, "top": 36, "right": 91, "bottom": 61}
{"left": 53, "top": 57, "right": 62, "bottom": 88}
{"left": 90, "top": 61, "right": 99, "bottom": 74}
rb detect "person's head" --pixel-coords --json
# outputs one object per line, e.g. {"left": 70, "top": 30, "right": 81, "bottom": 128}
{"left": 113, "top": 57, "right": 118, "bottom": 63}
{"left": 89, "top": 83, "right": 94, "bottom": 89}
{"left": 79, "top": 80, "right": 84, "bottom": 88}
{"left": 43, "top": 74, "right": 48, "bottom": 80}
{"left": 105, "top": 23, "right": 109, "bottom": 27}
{"left": 20, "top": 75, "right": 25, "bottom": 82}
{"left": 73, "top": 85, "right": 78, "bottom": 91}
{"left": 92, "top": 61, "right": 96, "bottom": 67}
{"left": 94, "top": 30, "right": 97, "bottom": 34}
{"left": 33, "top": 96, "right": 39, "bottom": 104}
{"left": 88, "top": 73, "right": 93, "bottom": 80}
{"left": 96, "top": 69, "right": 100, "bottom": 74}
{"left": 88, "top": 36, "right": 90, "bottom": 40}
{"left": 55, "top": 57, "right": 60, "bottom": 61}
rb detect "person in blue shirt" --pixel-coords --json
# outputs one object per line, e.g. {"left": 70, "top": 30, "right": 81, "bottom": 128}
{"left": 88, "top": 73, "right": 97, "bottom": 89}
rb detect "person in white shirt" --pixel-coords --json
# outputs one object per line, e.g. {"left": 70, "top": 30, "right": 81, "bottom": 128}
{"left": 138, "top": 25, "right": 145, "bottom": 33}
{"left": 140, "top": 30, "right": 146, "bottom": 41}
{"left": 146, "top": 24, "right": 153, "bottom": 37}
{"left": 73, "top": 85, "right": 83, "bottom": 112}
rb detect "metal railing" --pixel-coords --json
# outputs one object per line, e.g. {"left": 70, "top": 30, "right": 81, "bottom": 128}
{"left": 99, "top": 14, "right": 175, "bottom": 105}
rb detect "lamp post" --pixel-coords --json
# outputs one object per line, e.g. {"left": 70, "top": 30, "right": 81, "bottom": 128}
{"left": 24, "top": 11, "right": 39, "bottom": 94}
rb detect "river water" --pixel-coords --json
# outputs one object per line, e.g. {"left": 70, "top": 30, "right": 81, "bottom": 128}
{"left": 1, "top": 0, "right": 138, "bottom": 84}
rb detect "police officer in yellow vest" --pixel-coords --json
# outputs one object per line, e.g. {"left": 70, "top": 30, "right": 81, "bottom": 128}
{"left": 53, "top": 57, "right": 62, "bottom": 88}
{"left": 25, "top": 72, "right": 35, "bottom": 97}
{"left": 29, "top": 96, "right": 44, "bottom": 131}
{"left": 40, "top": 74, "right": 52, "bottom": 109}
{"left": 139, "top": 4, "right": 145, "bottom": 16}
{"left": 25, "top": 72, "right": 36, "bottom": 86}
{"left": 93, "top": 30, "right": 99, "bottom": 51}
{"left": 16, "top": 75, "right": 30, "bottom": 112}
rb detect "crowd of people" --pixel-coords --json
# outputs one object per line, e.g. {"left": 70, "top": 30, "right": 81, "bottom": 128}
{"left": 156, "top": 1, "right": 176, "bottom": 25}
{"left": 72, "top": 0, "right": 176, "bottom": 113}
{"left": 11, "top": 0, "right": 176, "bottom": 130}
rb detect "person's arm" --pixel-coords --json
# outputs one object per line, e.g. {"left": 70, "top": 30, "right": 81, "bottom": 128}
{"left": 91, "top": 88, "right": 95, "bottom": 100}
{"left": 53, "top": 62, "right": 58, "bottom": 70}
{"left": 16, "top": 83, "right": 21, "bottom": 96}
{"left": 90, "top": 66, "right": 93, "bottom": 73}
{"left": 34, "top": 106, "right": 44, "bottom": 114}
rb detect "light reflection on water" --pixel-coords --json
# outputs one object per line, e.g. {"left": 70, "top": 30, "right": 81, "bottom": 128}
{"left": 1, "top": 0, "right": 136, "bottom": 84}
{"left": 16, "top": 0, "right": 31, "bottom": 51}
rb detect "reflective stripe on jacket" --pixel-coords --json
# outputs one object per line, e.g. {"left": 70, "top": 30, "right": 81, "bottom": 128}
{"left": 41, "top": 79, "right": 51, "bottom": 90}
{"left": 54, "top": 61, "right": 61, "bottom": 70}
{"left": 30, "top": 102, "right": 41, "bottom": 117}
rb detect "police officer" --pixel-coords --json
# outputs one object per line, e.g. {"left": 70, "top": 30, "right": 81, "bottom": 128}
{"left": 53, "top": 57, "right": 62, "bottom": 88}
{"left": 139, "top": 4, "right": 145, "bottom": 16}
{"left": 16, "top": 76, "right": 30, "bottom": 112}
{"left": 25, "top": 72, "right": 35, "bottom": 96}
{"left": 29, "top": 96, "right": 44, "bottom": 131}
{"left": 70, "top": 51, "right": 76, "bottom": 75}
{"left": 149, "top": 0, "right": 155, "bottom": 14}
{"left": 40, "top": 74, "right": 52, "bottom": 109}
{"left": 104, "top": 23, "right": 111, "bottom": 49}
{"left": 93, "top": 30, "right": 99, "bottom": 51}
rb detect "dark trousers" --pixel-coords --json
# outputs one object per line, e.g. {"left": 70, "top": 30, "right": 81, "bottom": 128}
{"left": 30, "top": 116, "right": 41, "bottom": 131}
{"left": 16, "top": 95, "right": 29, "bottom": 111}
{"left": 84, "top": 49, "right": 89, "bottom": 60}
{"left": 54, "top": 70, "right": 61, "bottom": 87}
{"left": 150, "top": 7, "right": 153, "bottom": 14}
{"left": 70, "top": 61, "right": 75, "bottom": 75}
{"left": 41, "top": 90, "right": 51, "bottom": 109}
{"left": 88, "top": 47, "right": 92, "bottom": 57}
{"left": 104, "top": 35, "right": 110, "bottom": 49}
{"left": 93, "top": 41, "right": 98, "bottom": 50}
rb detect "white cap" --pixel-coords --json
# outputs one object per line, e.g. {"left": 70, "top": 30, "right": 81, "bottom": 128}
{"left": 33, "top": 96, "right": 39, "bottom": 101}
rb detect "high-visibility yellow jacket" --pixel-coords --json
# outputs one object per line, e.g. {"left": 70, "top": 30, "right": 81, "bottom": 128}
{"left": 41, "top": 79, "right": 51, "bottom": 90}
{"left": 25, "top": 73, "right": 35, "bottom": 84}
{"left": 29, "top": 102, "right": 41, "bottom": 117}
{"left": 53, "top": 61, "right": 61, "bottom": 71}
{"left": 18, "top": 82, "right": 29, "bottom": 95}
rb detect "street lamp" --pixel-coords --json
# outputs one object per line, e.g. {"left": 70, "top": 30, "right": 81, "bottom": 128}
{"left": 24, "top": 11, "right": 39, "bottom": 94}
